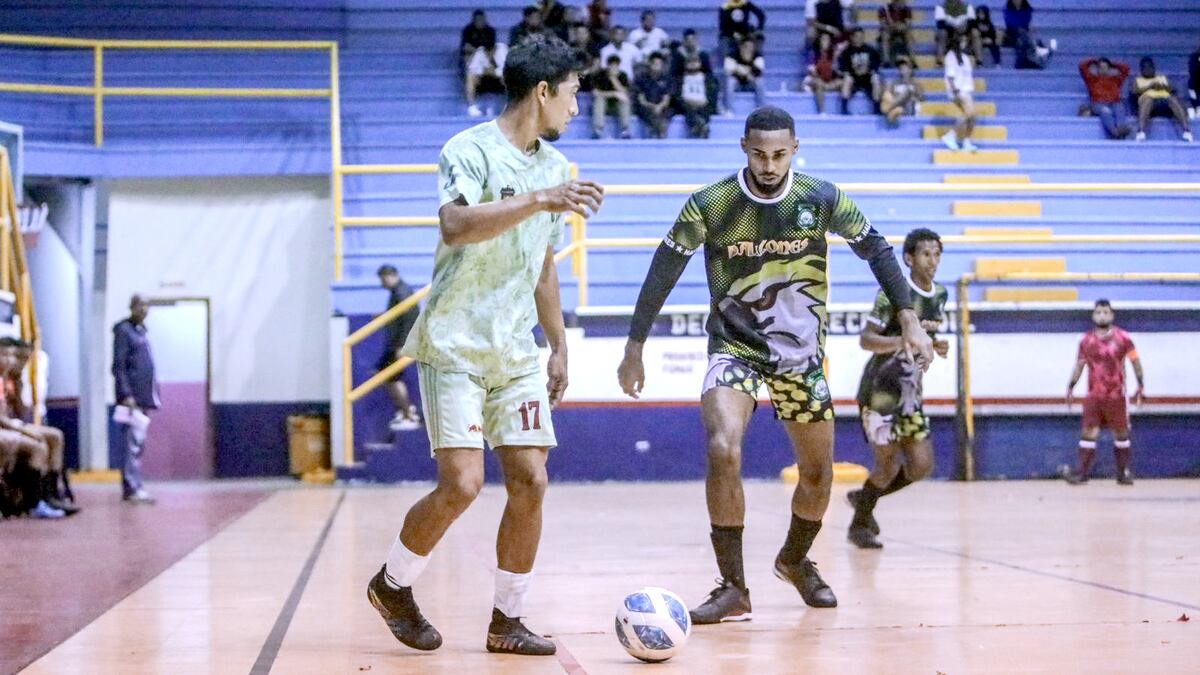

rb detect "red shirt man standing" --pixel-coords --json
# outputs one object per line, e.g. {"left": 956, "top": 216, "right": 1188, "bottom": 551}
{"left": 1064, "top": 299, "right": 1144, "bottom": 485}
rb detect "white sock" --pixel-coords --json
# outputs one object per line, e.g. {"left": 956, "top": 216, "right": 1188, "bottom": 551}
{"left": 384, "top": 537, "right": 429, "bottom": 589}
{"left": 494, "top": 569, "right": 532, "bottom": 618}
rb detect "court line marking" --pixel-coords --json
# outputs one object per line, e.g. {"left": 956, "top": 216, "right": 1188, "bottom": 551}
{"left": 250, "top": 490, "right": 347, "bottom": 675}
{"left": 891, "top": 537, "right": 1200, "bottom": 612}
{"left": 553, "top": 637, "right": 590, "bottom": 675}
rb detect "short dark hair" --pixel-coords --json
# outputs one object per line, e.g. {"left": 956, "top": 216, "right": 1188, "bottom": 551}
{"left": 377, "top": 264, "right": 398, "bottom": 276}
{"left": 504, "top": 35, "right": 577, "bottom": 102}
{"left": 523, "top": 5, "right": 539, "bottom": 17}
{"left": 606, "top": 54, "right": 621, "bottom": 65}
{"left": 1098, "top": 57, "right": 1112, "bottom": 67}
{"left": 744, "top": 105, "right": 795, "bottom": 137}
{"left": 903, "top": 228, "right": 943, "bottom": 257}
{"left": 612, "top": 24, "right": 627, "bottom": 33}
{"left": 648, "top": 52, "right": 665, "bottom": 62}
{"left": 1095, "top": 299, "right": 1113, "bottom": 309}
{"left": 472, "top": 9, "right": 485, "bottom": 17}
{"left": 683, "top": 28, "right": 697, "bottom": 37}
{"left": 849, "top": 26, "right": 864, "bottom": 35}
{"left": 1140, "top": 56, "right": 1154, "bottom": 68}
{"left": 641, "top": 10, "right": 655, "bottom": 19}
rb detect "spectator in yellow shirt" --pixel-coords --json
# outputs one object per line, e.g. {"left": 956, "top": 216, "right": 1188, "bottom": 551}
{"left": 1132, "top": 57, "right": 1192, "bottom": 142}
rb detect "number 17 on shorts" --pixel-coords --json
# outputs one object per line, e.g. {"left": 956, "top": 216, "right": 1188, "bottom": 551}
{"left": 418, "top": 364, "right": 558, "bottom": 453}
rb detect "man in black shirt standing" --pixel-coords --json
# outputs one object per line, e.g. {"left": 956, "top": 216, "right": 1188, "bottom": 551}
{"left": 377, "top": 265, "right": 421, "bottom": 432}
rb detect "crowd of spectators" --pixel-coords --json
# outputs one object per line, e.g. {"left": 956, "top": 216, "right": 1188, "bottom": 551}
{"left": 458, "top": 2, "right": 1195, "bottom": 144}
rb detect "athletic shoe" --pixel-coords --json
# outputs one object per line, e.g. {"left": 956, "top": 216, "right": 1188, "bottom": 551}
{"left": 941, "top": 130, "right": 960, "bottom": 151}
{"left": 773, "top": 555, "right": 837, "bottom": 608}
{"left": 1135, "top": 131, "right": 1146, "bottom": 142}
{"left": 1189, "top": 107, "right": 1197, "bottom": 121}
{"left": 367, "top": 565, "right": 443, "bottom": 651}
{"left": 689, "top": 579, "right": 752, "bottom": 624}
{"left": 1183, "top": 131, "right": 1194, "bottom": 143}
{"left": 962, "top": 139, "right": 979, "bottom": 153}
{"left": 848, "top": 524, "right": 883, "bottom": 549}
{"left": 1117, "top": 469, "right": 1134, "bottom": 486}
{"left": 124, "top": 490, "right": 156, "bottom": 504}
{"left": 389, "top": 413, "right": 420, "bottom": 432}
{"left": 46, "top": 497, "right": 80, "bottom": 516}
{"left": 845, "top": 489, "right": 880, "bottom": 535}
{"left": 467, "top": 104, "right": 483, "bottom": 118}
{"left": 485, "top": 608, "right": 557, "bottom": 655}
{"left": 1063, "top": 471, "right": 1088, "bottom": 485}
{"left": 30, "top": 500, "right": 65, "bottom": 519}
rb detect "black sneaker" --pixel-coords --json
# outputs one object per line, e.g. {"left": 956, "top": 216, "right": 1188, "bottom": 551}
{"left": 773, "top": 555, "right": 837, "bottom": 608}
{"left": 847, "top": 524, "right": 883, "bottom": 549}
{"left": 689, "top": 579, "right": 752, "bottom": 624}
{"left": 1062, "top": 468, "right": 1089, "bottom": 485}
{"left": 485, "top": 608, "right": 557, "bottom": 655}
{"left": 846, "top": 489, "right": 880, "bottom": 535}
{"left": 1117, "top": 469, "right": 1134, "bottom": 486}
{"left": 367, "top": 565, "right": 442, "bottom": 651}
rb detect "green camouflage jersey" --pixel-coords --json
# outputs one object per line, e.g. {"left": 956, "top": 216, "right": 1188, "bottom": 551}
{"left": 856, "top": 280, "right": 948, "bottom": 414}
{"left": 660, "top": 169, "right": 902, "bottom": 376}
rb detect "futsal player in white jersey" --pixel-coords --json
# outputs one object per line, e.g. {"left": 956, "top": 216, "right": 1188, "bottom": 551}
{"left": 366, "top": 36, "right": 604, "bottom": 656}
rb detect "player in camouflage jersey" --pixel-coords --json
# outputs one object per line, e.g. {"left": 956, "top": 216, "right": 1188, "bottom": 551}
{"left": 366, "top": 37, "right": 604, "bottom": 657}
{"left": 617, "top": 107, "right": 933, "bottom": 622}
{"left": 846, "top": 228, "right": 950, "bottom": 550}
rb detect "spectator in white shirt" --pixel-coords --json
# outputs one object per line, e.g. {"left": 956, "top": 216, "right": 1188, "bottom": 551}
{"left": 629, "top": 10, "right": 670, "bottom": 60}
{"left": 941, "top": 32, "right": 979, "bottom": 152}
{"left": 599, "top": 25, "right": 642, "bottom": 81}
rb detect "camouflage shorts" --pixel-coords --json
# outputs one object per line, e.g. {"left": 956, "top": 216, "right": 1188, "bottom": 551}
{"left": 859, "top": 406, "right": 931, "bottom": 446}
{"left": 702, "top": 353, "right": 835, "bottom": 424}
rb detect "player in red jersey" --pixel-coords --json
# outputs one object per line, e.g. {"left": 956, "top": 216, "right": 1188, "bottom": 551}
{"left": 1063, "top": 299, "right": 1144, "bottom": 485}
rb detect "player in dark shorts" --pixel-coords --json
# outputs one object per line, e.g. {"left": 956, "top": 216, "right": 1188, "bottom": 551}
{"left": 1063, "top": 300, "right": 1144, "bottom": 485}
{"left": 846, "top": 228, "right": 949, "bottom": 549}
{"left": 617, "top": 106, "right": 934, "bottom": 622}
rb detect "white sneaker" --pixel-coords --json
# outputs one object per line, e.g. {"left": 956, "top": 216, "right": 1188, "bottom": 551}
{"left": 962, "top": 139, "right": 979, "bottom": 153}
{"left": 1188, "top": 107, "right": 1196, "bottom": 121}
{"left": 124, "top": 490, "right": 155, "bottom": 505}
{"left": 1183, "top": 131, "right": 1194, "bottom": 143}
{"left": 1135, "top": 131, "right": 1146, "bottom": 142}
{"left": 389, "top": 412, "right": 422, "bottom": 432}
{"left": 1049, "top": 39, "right": 1058, "bottom": 52}
{"left": 31, "top": 500, "right": 66, "bottom": 518}
{"left": 467, "top": 104, "right": 483, "bottom": 118}
{"left": 941, "top": 130, "right": 960, "bottom": 151}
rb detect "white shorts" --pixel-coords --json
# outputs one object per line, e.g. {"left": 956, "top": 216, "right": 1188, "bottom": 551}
{"left": 417, "top": 362, "right": 556, "bottom": 454}
{"left": 467, "top": 44, "right": 508, "bottom": 78}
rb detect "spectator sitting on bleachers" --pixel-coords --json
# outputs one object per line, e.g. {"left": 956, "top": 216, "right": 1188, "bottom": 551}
{"left": 0, "top": 338, "right": 60, "bottom": 519}
{"left": 671, "top": 29, "right": 713, "bottom": 79}
{"left": 536, "top": 0, "right": 569, "bottom": 40}
{"left": 974, "top": 6, "right": 1002, "bottom": 67}
{"left": 1188, "top": 37, "right": 1200, "bottom": 120}
{"left": 877, "top": 0, "right": 913, "bottom": 68}
{"left": 1131, "top": 57, "right": 1193, "bottom": 142}
{"left": 719, "top": 0, "right": 766, "bottom": 58}
{"left": 1079, "top": 57, "right": 1133, "bottom": 140}
{"left": 462, "top": 11, "right": 506, "bottom": 117}
{"left": 630, "top": 10, "right": 670, "bottom": 62}
{"left": 635, "top": 53, "right": 675, "bottom": 138}
{"left": 942, "top": 31, "right": 980, "bottom": 152}
{"left": 806, "top": 0, "right": 851, "bottom": 56}
{"left": 599, "top": 25, "right": 641, "bottom": 81}
{"left": 724, "top": 38, "right": 767, "bottom": 111}
{"left": 1003, "top": 0, "right": 1053, "bottom": 70}
{"left": 592, "top": 55, "right": 633, "bottom": 139}
{"left": 511, "top": 5, "right": 555, "bottom": 47}
{"left": 678, "top": 55, "right": 718, "bottom": 138}
{"left": 587, "top": 0, "right": 613, "bottom": 44}
{"left": 6, "top": 340, "right": 76, "bottom": 515}
{"left": 803, "top": 32, "right": 843, "bottom": 114}
{"left": 881, "top": 57, "right": 924, "bottom": 125}
{"left": 839, "top": 27, "right": 883, "bottom": 115}
{"left": 935, "top": 0, "right": 981, "bottom": 66}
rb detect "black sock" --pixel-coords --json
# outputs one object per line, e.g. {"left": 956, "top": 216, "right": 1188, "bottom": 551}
{"left": 710, "top": 525, "right": 746, "bottom": 590}
{"left": 852, "top": 479, "right": 883, "bottom": 528}
{"left": 779, "top": 515, "right": 822, "bottom": 564}
{"left": 881, "top": 469, "right": 912, "bottom": 496}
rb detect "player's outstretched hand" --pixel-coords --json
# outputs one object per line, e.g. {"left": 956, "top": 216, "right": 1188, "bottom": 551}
{"left": 539, "top": 180, "right": 605, "bottom": 217}
{"left": 932, "top": 339, "right": 950, "bottom": 358}
{"left": 547, "top": 349, "right": 568, "bottom": 408}
{"left": 1132, "top": 386, "right": 1145, "bottom": 407}
{"left": 617, "top": 342, "right": 646, "bottom": 399}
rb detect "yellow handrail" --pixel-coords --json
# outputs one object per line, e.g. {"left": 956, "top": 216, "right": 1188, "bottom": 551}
{"left": 955, "top": 271, "right": 1200, "bottom": 479}
{"left": 0, "top": 147, "right": 42, "bottom": 423}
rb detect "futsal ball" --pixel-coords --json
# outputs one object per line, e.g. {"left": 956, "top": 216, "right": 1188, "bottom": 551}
{"left": 614, "top": 587, "right": 691, "bottom": 663}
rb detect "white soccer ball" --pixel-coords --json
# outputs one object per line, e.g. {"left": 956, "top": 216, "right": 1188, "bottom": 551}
{"left": 614, "top": 587, "right": 691, "bottom": 663}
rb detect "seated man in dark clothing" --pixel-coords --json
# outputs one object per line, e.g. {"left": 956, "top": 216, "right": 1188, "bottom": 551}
{"left": 1189, "top": 37, "right": 1200, "bottom": 119}
{"left": 671, "top": 29, "right": 713, "bottom": 78}
{"left": 719, "top": 0, "right": 766, "bottom": 57}
{"left": 838, "top": 27, "right": 883, "bottom": 114}
{"left": 676, "top": 55, "right": 718, "bottom": 138}
{"left": 592, "top": 54, "right": 633, "bottom": 139}
{"left": 510, "top": 5, "right": 555, "bottom": 47}
{"left": 635, "top": 53, "right": 674, "bottom": 138}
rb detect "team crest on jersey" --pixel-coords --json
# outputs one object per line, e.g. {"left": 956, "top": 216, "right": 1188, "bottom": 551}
{"left": 500, "top": 186, "right": 516, "bottom": 200}
{"left": 797, "top": 206, "right": 816, "bottom": 227}
{"left": 806, "top": 370, "right": 831, "bottom": 401}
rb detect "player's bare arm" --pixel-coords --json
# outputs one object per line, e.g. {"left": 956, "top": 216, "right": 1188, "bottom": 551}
{"left": 534, "top": 245, "right": 569, "bottom": 407}
{"left": 1130, "top": 354, "right": 1145, "bottom": 406}
{"left": 1066, "top": 358, "right": 1087, "bottom": 408}
{"left": 859, "top": 321, "right": 904, "bottom": 355}
{"left": 438, "top": 180, "right": 604, "bottom": 246}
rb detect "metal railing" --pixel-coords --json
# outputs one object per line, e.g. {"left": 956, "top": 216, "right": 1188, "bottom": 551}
{"left": 0, "top": 147, "right": 41, "bottom": 422}
{"left": 954, "top": 271, "right": 1200, "bottom": 480}
{"left": 0, "top": 33, "right": 338, "bottom": 148}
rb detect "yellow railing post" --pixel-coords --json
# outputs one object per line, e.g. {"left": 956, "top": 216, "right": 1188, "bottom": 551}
{"left": 956, "top": 275, "right": 975, "bottom": 481}
{"left": 341, "top": 341, "right": 354, "bottom": 466}
{"left": 93, "top": 45, "right": 104, "bottom": 147}
{"left": 330, "top": 42, "right": 344, "bottom": 281}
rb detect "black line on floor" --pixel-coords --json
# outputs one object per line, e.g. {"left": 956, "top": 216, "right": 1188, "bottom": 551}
{"left": 891, "top": 537, "right": 1200, "bottom": 612}
{"left": 250, "top": 490, "right": 347, "bottom": 675}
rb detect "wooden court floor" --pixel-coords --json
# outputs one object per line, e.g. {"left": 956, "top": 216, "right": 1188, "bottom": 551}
{"left": 22, "top": 479, "right": 1200, "bottom": 674}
